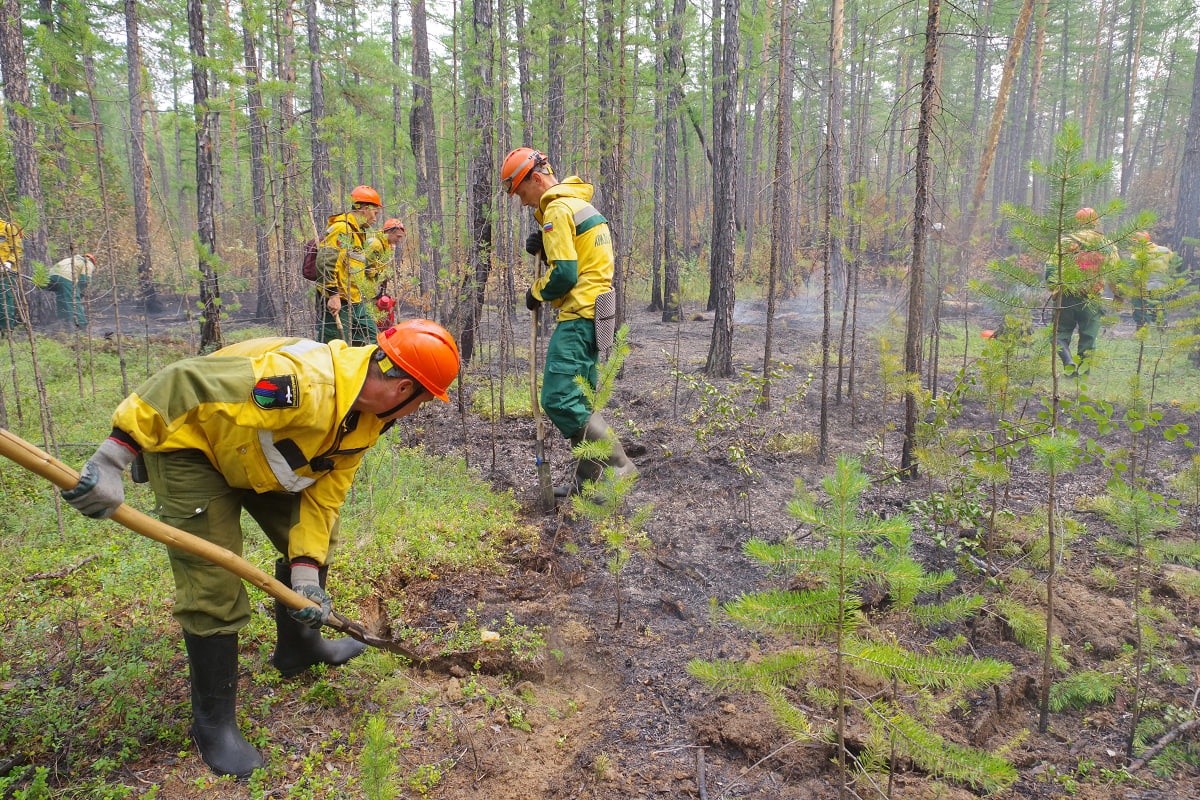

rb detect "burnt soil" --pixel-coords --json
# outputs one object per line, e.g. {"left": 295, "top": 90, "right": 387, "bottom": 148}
{"left": 22, "top": 288, "right": 1200, "bottom": 799}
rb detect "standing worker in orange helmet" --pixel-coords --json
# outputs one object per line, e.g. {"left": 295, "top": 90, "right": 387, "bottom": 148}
{"left": 316, "top": 185, "right": 384, "bottom": 345}
{"left": 60, "top": 320, "right": 460, "bottom": 779}
{"left": 500, "top": 147, "right": 636, "bottom": 496}
{"left": 365, "top": 218, "right": 406, "bottom": 328}
{"left": 1046, "top": 207, "right": 1119, "bottom": 374}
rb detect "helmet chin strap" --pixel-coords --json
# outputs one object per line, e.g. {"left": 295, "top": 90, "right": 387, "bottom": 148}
{"left": 377, "top": 383, "right": 426, "bottom": 420}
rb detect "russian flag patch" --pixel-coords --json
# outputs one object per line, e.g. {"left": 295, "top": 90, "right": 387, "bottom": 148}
{"left": 252, "top": 375, "right": 299, "bottom": 409}
{"left": 543, "top": 222, "right": 554, "bottom": 233}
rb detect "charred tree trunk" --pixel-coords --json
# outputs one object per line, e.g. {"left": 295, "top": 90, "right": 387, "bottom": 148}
{"left": 188, "top": 0, "right": 222, "bottom": 350}
{"left": 704, "top": 0, "right": 738, "bottom": 378}
{"left": 122, "top": 0, "right": 161, "bottom": 312}
{"left": 660, "top": 0, "right": 685, "bottom": 322}
{"left": 306, "top": 0, "right": 332, "bottom": 222}
{"left": 457, "top": 0, "right": 494, "bottom": 365}
{"left": 244, "top": 25, "right": 276, "bottom": 323}
{"left": 763, "top": 0, "right": 794, "bottom": 409}
{"left": 410, "top": 0, "right": 443, "bottom": 298}
{"left": 901, "top": 0, "right": 941, "bottom": 479}
{"left": 1173, "top": 43, "right": 1200, "bottom": 274}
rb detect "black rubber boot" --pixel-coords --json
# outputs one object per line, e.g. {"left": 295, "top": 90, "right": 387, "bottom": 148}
{"left": 183, "top": 632, "right": 264, "bottom": 779}
{"left": 554, "top": 412, "right": 638, "bottom": 498}
{"left": 272, "top": 559, "right": 367, "bottom": 677}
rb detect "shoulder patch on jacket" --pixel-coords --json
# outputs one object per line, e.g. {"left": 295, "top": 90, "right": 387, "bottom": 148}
{"left": 253, "top": 375, "right": 299, "bottom": 409}
{"left": 543, "top": 222, "right": 554, "bottom": 232}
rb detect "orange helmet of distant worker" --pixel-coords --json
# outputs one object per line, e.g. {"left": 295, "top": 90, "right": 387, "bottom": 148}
{"left": 350, "top": 185, "right": 382, "bottom": 207}
{"left": 382, "top": 218, "right": 405, "bottom": 234}
{"left": 376, "top": 319, "right": 460, "bottom": 402}
{"left": 1075, "top": 207, "right": 1098, "bottom": 226}
{"left": 1131, "top": 231, "right": 1151, "bottom": 244}
{"left": 500, "top": 147, "right": 550, "bottom": 195}
{"left": 84, "top": 253, "right": 96, "bottom": 265}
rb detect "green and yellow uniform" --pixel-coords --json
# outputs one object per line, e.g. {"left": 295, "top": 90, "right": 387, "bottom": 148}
{"left": 529, "top": 177, "right": 614, "bottom": 437}
{"left": 0, "top": 220, "right": 23, "bottom": 333}
{"left": 109, "top": 337, "right": 387, "bottom": 636}
{"left": 316, "top": 213, "right": 377, "bottom": 345}
{"left": 48, "top": 255, "right": 96, "bottom": 327}
{"left": 1047, "top": 228, "right": 1118, "bottom": 369}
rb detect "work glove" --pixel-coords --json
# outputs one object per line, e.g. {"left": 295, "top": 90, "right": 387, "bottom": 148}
{"left": 287, "top": 561, "right": 331, "bottom": 629}
{"left": 61, "top": 438, "right": 138, "bottom": 519}
{"left": 524, "top": 230, "right": 543, "bottom": 257}
{"left": 2, "top": 261, "right": 12, "bottom": 272}
{"left": 525, "top": 288, "right": 541, "bottom": 312}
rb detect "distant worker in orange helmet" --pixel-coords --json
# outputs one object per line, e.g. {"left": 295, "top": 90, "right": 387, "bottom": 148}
{"left": 1046, "top": 207, "right": 1119, "bottom": 374}
{"left": 1125, "top": 231, "right": 1175, "bottom": 329}
{"left": 366, "top": 218, "right": 406, "bottom": 327}
{"left": 316, "top": 185, "right": 384, "bottom": 345}
{"left": 500, "top": 146, "right": 636, "bottom": 496}
{"left": 60, "top": 319, "right": 460, "bottom": 780}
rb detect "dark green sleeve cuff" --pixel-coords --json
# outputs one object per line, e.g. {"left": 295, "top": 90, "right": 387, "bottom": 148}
{"left": 541, "top": 260, "right": 579, "bottom": 300}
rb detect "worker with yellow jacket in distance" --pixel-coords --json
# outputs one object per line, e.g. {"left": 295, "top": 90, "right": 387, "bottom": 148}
{"left": 316, "top": 185, "right": 383, "bottom": 346}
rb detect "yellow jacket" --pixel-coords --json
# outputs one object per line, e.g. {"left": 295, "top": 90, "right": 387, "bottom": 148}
{"left": 0, "top": 220, "right": 23, "bottom": 269}
{"left": 111, "top": 338, "right": 385, "bottom": 563}
{"left": 363, "top": 231, "right": 393, "bottom": 296}
{"left": 530, "top": 177, "right": 614, "bottom": 321}
{"left": 318, "top": 213, "right": 369, "bottom": 303}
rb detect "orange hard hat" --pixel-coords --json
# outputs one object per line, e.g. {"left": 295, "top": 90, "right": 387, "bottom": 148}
{"left": 500, "top": 147, "right": 548, "bottom": 195}
{"left": 1075, "top": 207, "right": 1098, "bottom": 225}
{"left": 350, "top": 185, "right": 382, "bottom": 207}
{"left": 382, "top": 218, "right": 405, "bottom": 233}
{"left": 980, "top": 330, "right": 996, "bottom": 339}
{"left": 84, "top": 253, "right": 96, "bottom": 264}
{"left": 1131, "top": 231, "right": 1151, "bottom": 244}
{"left": 376, "top": 319, "right": 460, "bottom": 401}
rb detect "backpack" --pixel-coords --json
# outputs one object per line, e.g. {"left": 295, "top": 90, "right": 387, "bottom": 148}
{"left": 301, "top": 238, "right": 320, "bottom": 281}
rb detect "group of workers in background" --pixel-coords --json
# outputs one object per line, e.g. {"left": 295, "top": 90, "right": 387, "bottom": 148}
{"left": 1, "top": 218, "right": 97, "bottom": 332}
{"left": 313, "top": 184, "right": 408, "bottom": 346}
{"left": 1048, "top": 206, "right": 1177, "bottom": 375}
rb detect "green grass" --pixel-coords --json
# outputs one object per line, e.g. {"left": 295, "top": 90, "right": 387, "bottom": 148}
{"left": 0, "top": 332, "right": 530, "bottom": 795}
{"left": 933, "top": 318, "right": 1200, "bottom": 409}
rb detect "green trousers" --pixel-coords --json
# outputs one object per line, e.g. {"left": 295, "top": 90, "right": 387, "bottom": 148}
{"left": 145, "top": 449, "right": 341, "bottom": 637}
{"left": 317, "top": 297, "right": 378, "bottom": 346}
{"left": 0, "top": 271, "right": 18, "bottom": 333}
{"left": 542, "top": 317, "right": 598, "bottom": 438}
{"left": 1053, "top": 296, "right": 1101, "bottom": 366}
{"left": 49, "top": 274, "right": 88, "bottom": 327}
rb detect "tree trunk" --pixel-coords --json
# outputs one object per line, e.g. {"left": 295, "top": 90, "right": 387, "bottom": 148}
{"left": 763, "top": 0, "right": 794, "bottom": 409}
{"left": 546, "top": 0, "right": 566, "bottom": 164}
{"left": 276, "top": 0, "right": 303, "bottom": 337}
{"left": 901, "top": 0, "right": 941, "bottom": 479}
{"left": 121, "top": 0, "right": 161, "bottom": 312}
{"left": 1119, "top": 0, "right": 1146, "bottom": 197}
{"left": 0, "top": 0, "right": 48, "bottom": 272}
{"left": 649, "top": 0, "right": 664, "bottom": 313}
{"left": 244, "top": 24, "right": 276, "bottom": 323}
{"left": 188, "top": 0, "right": 222, "bottom": 350}
{"left": 963, "top": 0, "right": 1034, "bottom": 245}
{"left": 704, "top": 0, "right": 738, "bottom": 378}
{"left": 410, "top": 0, "right": 443, "bottom": 298}
{"left": 457, "top": 0, "right": 494, "bottom": 366}
{"left": 1172, "top": 43, "right": 1200, "bottom": 274}
{"left": 660, "top": 0, "right": 685, "bottom": 322}
{"left": 306, "top": 0, "right": 332, "bottom": 222}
